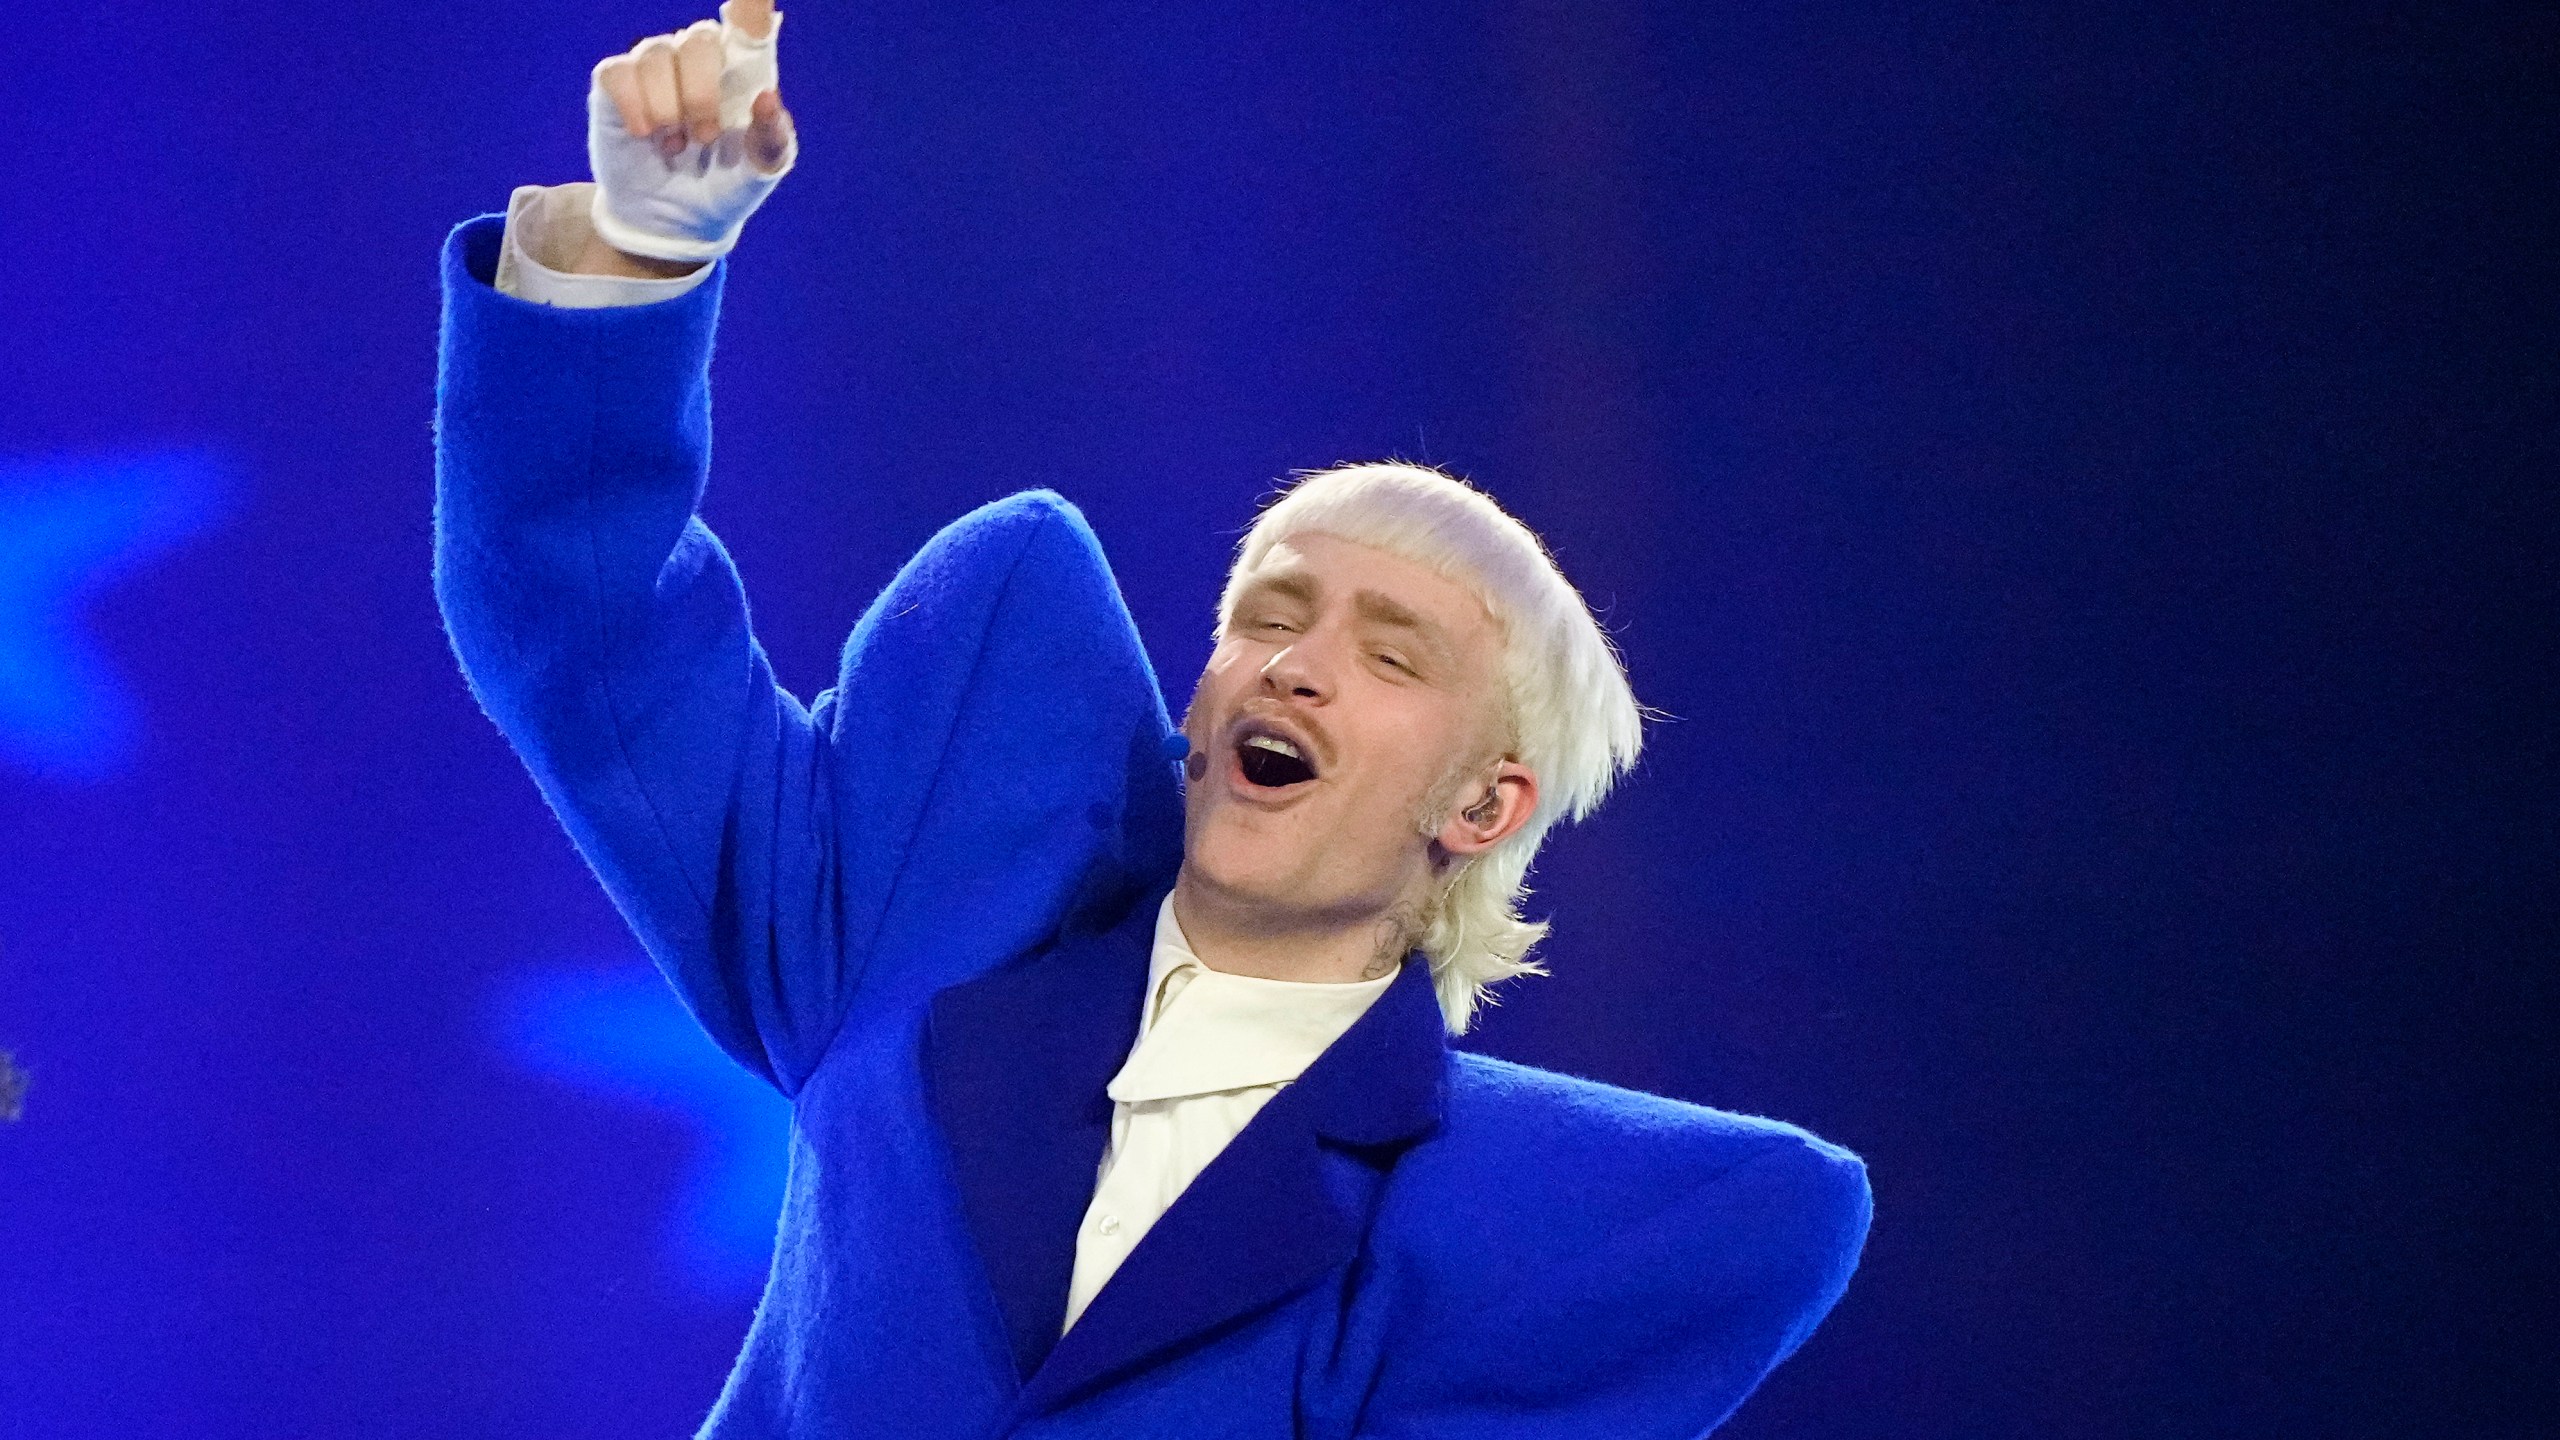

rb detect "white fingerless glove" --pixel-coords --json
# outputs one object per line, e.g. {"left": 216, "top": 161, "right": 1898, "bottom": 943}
{"left": 588, "top": 1, "right": 797, "bottom": 263}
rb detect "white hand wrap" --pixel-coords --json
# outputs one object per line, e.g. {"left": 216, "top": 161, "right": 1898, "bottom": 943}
{"left": 587, "top": 1, "right": 797, "bottom": 263}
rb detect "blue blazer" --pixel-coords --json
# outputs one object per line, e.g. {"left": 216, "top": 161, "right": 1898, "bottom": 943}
{"left": 433, "top": 213, "right": 1871, "bottom": 1439}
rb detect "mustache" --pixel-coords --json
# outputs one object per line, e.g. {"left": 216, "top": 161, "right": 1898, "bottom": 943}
{"left": 1225, "top": 700, "right": 1331, "bottom": 768}
{"left": 1174, "top": 697, "right": 1334, "bottom": 781}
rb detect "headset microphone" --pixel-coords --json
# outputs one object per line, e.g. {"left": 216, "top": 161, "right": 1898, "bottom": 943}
{"left": 1164, "top": 731, "right": 1213, "bottom": 782}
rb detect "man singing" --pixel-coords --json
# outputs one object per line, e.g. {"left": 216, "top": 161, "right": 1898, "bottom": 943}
{"left": 434, "top": 4, "right": 1870, "bottom": 1434}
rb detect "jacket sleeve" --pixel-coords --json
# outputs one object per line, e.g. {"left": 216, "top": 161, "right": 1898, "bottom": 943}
{"left": 432, "top": 213, "right": 1182, "bottom": 1095}
{"left": 1359, "top": 1138, "right": 1873, "bottom": 1439}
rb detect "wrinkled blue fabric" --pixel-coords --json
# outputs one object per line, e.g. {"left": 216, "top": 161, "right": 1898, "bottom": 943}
{"left": 434, "top": 211, "right": 1871, "bottom": 1439}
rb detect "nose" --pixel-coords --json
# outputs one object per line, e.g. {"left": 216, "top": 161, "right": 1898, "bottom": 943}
{"left": 1259, "top": 637, "right": 1331, "bottom": 702}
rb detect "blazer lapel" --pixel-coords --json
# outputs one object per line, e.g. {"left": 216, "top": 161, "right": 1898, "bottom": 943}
{"left": 924, "top": 889, "right": 1160, "bottom": 1381}
{"left": 1017, "top": 952, "right": 1449, "bottom": 1418}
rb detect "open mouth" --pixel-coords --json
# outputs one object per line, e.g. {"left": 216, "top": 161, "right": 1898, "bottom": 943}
{"left": 1235, "top": 730, "right": 1319, "bottom": 789}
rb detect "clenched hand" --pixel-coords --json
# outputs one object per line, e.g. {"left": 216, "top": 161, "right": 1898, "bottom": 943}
{"left": 586, "top": 0, "right": 798, "bottom": 264}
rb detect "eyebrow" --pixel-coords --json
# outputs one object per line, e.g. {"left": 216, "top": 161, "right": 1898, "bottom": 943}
{"left": 1235, "top": 571, "right": 1459, "bottom": 671}
{"left": 1351, "top": 589, "right": 1456, "bottom": 667}
{"left": 1237, "top": 572, "right": 1321, "bottom": 609}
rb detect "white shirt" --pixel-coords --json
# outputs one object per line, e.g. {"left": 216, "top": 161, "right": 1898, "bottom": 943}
{"left": 494, "top": 183, "right": 715, "bottom": 308}
{"left": 488, "top": 194, "right": 1397, "bottom": 1331}
{"left": 1064, "top": 894, "right": 1394, "bottom": 1331}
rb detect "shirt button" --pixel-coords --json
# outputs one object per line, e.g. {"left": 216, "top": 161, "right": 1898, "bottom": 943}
{"left": 1097, "top": 1214, "right": 1121, "bottom": 1237}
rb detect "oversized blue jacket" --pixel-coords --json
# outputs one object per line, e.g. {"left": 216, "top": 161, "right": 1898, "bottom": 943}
{"left": 432, "top": 212, "right": 1871, "bottom": 1438}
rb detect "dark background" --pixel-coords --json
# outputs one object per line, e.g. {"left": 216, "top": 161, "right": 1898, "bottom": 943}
{"left": 3, "top": 2, "right": 2551, "bottom": 1435}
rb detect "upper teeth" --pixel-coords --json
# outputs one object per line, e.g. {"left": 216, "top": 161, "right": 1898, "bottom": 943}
{"left": 1244, "top": 735, "right": 1303, "bottom": 761}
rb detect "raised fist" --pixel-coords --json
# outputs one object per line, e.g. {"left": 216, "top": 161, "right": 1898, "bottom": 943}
{"left": 588, "top": 0, "right": 798, "bottom": 263}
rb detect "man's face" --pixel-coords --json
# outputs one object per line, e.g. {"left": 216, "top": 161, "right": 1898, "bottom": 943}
{"left": 1179, "top": 532, "right": 1513, "bottom": 935}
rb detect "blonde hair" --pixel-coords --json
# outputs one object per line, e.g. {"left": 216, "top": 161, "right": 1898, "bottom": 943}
{"left": 1216, "top": 462, "right": 1646, "bottom": 1033}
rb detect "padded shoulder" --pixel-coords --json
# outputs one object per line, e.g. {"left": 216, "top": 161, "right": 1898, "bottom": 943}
{"left": 1358, "top": 1055, "right": 1872, "bottom": 1436}
{"left": 1388, "top": 1054, "right": 1855, "bottom": 1307}
{"left": 817, "top": 488, "right": 1187, "bottom": 1015}
{"left": 1365, "top": 1054, "right": 1868, "bottom": 1351}
{"left": 1445, "top": 1051, "right": 1841, "bottom": 1157}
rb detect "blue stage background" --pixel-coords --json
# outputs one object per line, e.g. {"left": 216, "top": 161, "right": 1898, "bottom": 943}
{"left": 3, "top": 2, "right": 2549, "bottom": 1435}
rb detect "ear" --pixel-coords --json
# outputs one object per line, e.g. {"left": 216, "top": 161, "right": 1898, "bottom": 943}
{"left": 1434, "top": 760, "right": 1540, "bottom": 857}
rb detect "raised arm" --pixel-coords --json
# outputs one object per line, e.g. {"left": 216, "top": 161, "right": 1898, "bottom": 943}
{"left": 435, "top": 6, "right": 1184, "bottom": 1096}
{"left": 494, "top": 0, "right": 794, "bottom": 305}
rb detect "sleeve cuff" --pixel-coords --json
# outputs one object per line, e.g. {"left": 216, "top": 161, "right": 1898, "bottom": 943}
{"left": 494, "top": 182, "right": 716, "bottom": 309}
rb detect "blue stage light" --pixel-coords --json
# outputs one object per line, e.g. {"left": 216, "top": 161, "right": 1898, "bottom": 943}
{"left": 496, "top": 963, "right": 792, "bottom": 1297}
{"left": 0, "top": 449, "right": 225, "bottom": 781}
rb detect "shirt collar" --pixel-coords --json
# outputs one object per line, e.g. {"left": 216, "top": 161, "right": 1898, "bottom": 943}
{"left": 1105, "top": 891, "right": 1397, "bottom": 1104}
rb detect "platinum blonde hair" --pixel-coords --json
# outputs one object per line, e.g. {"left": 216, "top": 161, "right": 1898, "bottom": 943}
{"left": 1215, "top": 462, "right": 1645, "bottom": 1033}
